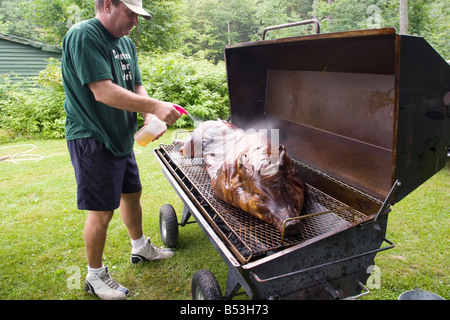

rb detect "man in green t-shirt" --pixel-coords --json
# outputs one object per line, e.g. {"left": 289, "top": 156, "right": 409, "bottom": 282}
{"left": 62, "top": 0, "right": 181, "bottom": 300}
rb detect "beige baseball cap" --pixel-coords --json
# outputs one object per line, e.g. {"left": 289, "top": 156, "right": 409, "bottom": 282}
{"left": 120, "top": 0, "right": 152, "bottom": 20}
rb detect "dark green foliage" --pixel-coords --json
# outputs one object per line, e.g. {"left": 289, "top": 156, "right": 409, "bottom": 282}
{"left": 0, "top": 54, "right": 228, "bottom": 140}
{"left": 0, "top": 59, "right": 65, "bottom": 141}
{"left": 139, "top": 52, "right": 229, "bottom": 128}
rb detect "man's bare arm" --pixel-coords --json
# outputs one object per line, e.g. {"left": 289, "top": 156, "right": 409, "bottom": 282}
{"left": 88, "top": 80, "right": 180, "bottom": 125}
{"left": 135, "top": 85, "right": 152, "bottom": 124}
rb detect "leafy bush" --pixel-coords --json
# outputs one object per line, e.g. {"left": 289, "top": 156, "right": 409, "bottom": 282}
{"left": 0, "top": 58, "right": 65, "bottom": 141}
{"left": 138, "top": 52, "right": 229, "bottom": 128}
{"left": 0, "top": 53, "right": 229, "bottom": 142}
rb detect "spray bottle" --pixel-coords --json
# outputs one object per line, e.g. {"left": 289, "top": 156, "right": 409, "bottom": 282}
{"left": 134, "top": 104, "right": 188, "bottom": 147}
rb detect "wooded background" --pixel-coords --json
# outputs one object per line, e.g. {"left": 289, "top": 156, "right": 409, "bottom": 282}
{"left": 1, "top": 0, "right": 449, "bottom": 62}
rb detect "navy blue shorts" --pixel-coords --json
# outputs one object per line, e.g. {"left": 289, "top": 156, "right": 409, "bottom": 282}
{"left": 67, "top": 138, "right": 142, "bottom": 211}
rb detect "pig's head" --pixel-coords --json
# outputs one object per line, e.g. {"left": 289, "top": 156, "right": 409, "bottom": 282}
{"left": 235, "top": 145, "right": 306, "bottom": 237}
{"left": 181, "top": 120, "right": 237, "bottom": 158}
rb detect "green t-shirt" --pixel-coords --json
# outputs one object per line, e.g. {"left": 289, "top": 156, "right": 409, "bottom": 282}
{"left": 62, "top": 18, "right": 143, "bottom": 157}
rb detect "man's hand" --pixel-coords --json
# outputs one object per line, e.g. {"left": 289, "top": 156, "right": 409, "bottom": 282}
{"left": 151, "top": 101, "right": 181, "bottom": 126}
{"left": 88, "top": 80, "right": 181, "bottom": 125}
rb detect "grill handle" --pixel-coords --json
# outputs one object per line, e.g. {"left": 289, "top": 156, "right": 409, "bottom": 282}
{"left": 250, "top": 237, "right": 394, "bottom": 283}
{"left": 261, "top": 19, "right": 321, "bottom": 40}
{"left": 375, "top": 179, "right": 401, "bottom": 220}
{"left": 280, "top": 206, "right": 356, "bottom": 244}
{"left": 317, "top": 278, "right": 371, "bottom": 300}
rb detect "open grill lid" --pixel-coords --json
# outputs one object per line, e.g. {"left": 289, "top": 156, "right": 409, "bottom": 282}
{"left": 224, "top": 27, "right": 450, "bottom": 207}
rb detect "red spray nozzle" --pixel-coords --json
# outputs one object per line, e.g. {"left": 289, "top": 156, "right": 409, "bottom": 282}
{"left": 173, "top": 104, "right": 188, "bottom": 115}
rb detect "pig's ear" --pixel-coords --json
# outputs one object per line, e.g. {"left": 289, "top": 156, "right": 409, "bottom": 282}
{"left": 277, "top": 145, "right": 293, "bottom": 177}
{"left": 278, "top": 145, "right": 290, "bottom": 167}
{"left": 237, "top": 153, "right": 247, "bottom": 166}
{"left": 237, "top": 153, "right": 250, "bottom": 177}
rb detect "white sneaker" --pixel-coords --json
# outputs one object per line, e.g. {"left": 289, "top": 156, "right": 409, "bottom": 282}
{"left": 130, "top": 238, "right": 174, "bottom": 264}
{"left": 85, "top": 267, "right": 130, "bottom": 300}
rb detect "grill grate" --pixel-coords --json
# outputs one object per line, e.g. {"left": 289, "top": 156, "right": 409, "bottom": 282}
{"left": 158, "top": 144, "right": 367, "bottom": 264}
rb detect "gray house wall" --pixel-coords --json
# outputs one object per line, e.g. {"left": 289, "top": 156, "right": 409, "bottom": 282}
{"left": 0, "top": 33, "right": 62, "bottom": 83}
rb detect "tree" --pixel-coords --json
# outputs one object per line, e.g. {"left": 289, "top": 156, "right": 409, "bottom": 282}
{"left": 399, "top": 0, "right": 408, "bottom": 34}
{"left": 1, "top": 0, "right": 448, "bottom": 60}
{"left": 180, "top": 0, "right": 259, "bottom": 62}
{"left": 128, "top": 0, "right": 182, "bottom": 52}
{"left": 256, "top": 0, "right": 316, "bottom": 38}
{"left": 420, "top": 0, "right": 450, "bottom": 59}
{"left": 311, "top": 0, "right": 430, "bottom": 34}
{"left": 311, "top": 0, "right": 397, "bottom": 32}
{"left": 0, "top": 0, "right": 95, "bottom": 45}
{"left": 0, "top": 0, "right": 182, "bottom": 52}
{"left": 32, "top": 0, "right": 95, "bottom": 45}
{"left": 0, "top": 0, "right": 42, "bottom": 40}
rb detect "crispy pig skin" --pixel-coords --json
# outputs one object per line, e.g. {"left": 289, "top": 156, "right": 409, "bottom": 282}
{"left": 181, "top": 120, "right": 306, "bottom": 236}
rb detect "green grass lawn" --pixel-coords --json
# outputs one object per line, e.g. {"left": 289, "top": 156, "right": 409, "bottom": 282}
{"left": 0, "top": 132, "right": 448, "bottom": 300}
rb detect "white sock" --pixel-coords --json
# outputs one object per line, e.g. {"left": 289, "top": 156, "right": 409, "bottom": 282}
{"left": 131, "top": 235, "right": 147, "bottom": 249}
{"left": 88, "top": 265, "right": 106, "bottom": 276}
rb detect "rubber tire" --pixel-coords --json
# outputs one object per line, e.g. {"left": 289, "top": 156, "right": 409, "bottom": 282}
{"left": 159, "top": 204, "right": 179, "bottom": 248}
{"left": 191, "top": 269, "right": 222, "bottom": 300}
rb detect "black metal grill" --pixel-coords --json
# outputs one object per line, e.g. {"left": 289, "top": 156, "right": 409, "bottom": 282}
{"left": 157, "top": 144, "right": 368, "bottom": 264}
{"left": 152, "top": 26, "right": 448, "bottom": 300}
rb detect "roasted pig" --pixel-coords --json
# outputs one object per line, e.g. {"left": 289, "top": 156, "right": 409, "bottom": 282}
{"left": 180, "top": 120, "right": 306, "bottom": 236}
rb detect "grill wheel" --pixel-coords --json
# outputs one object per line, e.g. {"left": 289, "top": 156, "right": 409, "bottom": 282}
{"left": 191, "top": 269, "right": 222, "bottom": 300}
{"left": 159, "top": 204, "right": 179, "bottom": 248}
